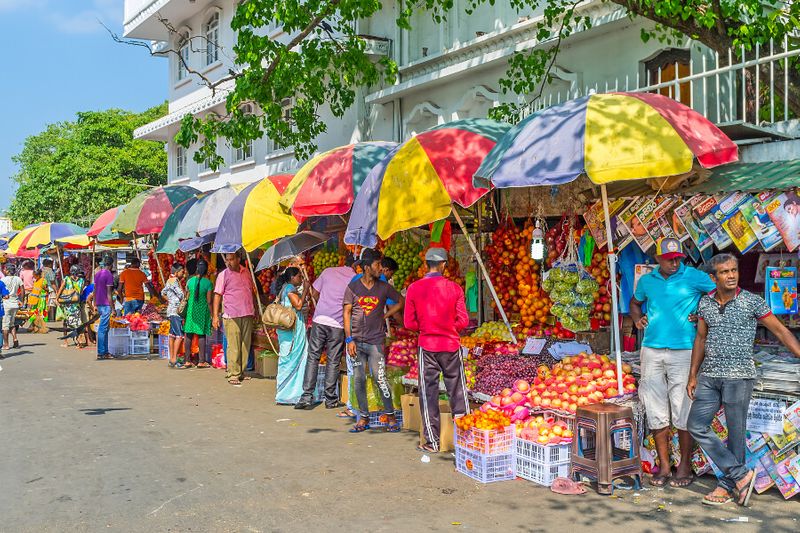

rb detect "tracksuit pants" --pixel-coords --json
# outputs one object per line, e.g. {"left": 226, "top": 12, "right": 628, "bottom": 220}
{"left": 419, "top": 348, "right": 470, "bottom": 451}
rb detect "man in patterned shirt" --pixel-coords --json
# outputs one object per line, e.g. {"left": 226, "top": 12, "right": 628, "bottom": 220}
{"left": 687, "top": 253, "right": 800, "bottom": 507}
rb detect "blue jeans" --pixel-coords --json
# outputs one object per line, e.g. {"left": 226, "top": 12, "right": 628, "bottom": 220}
{"left": 687, "top": 374, "right": 754, "bottom": 493}
{"left": 123, "top": 299, "right": 144, "bottom": 316}
{"left": 96, "top": 305, "right": 112, "bottom": 356}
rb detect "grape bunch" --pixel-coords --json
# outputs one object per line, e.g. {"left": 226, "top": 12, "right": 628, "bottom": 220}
{"left": 473, "top": 354, "right": 541, "bottom": 396}
{"left": 384, "top": 239, "right": 422, "bottom": 288}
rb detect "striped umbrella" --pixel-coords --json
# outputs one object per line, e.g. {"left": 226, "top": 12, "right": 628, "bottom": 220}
{"left": 112, "top": 185, "right": 199, "bottom": 235}
{"left": 279, "top": 142, "right": 398, "bottom": 217}
{"left": 213, "top": 174, "right": 297, "bottom": 253}
{"left": 155, "top": 195, "right": 206, "bottom": 254}
{"left": 6, "top": 223, "right": 85, "bottom": 255}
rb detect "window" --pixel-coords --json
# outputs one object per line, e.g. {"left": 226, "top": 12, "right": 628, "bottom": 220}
{"left": 266, "top": 98, "right": 293, "bottom": 154}
{"left": 645, "top": 49, "right": 691, "bottom": 106}
{"left": 176, "top": 36, "right": 190, "bottom": 81}
{"left": 204, "top": 12, "right": 220, "bottom": 66}
{"left": 198, "top": 153, "right": 210, "bottom": 173}
{"left": 234, "top": 140, "right": 253, "bottom": 162}
{"left": 176, "top": 145, "right": 187, "bottom": 177}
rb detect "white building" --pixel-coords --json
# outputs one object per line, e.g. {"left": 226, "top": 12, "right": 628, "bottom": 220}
{"left": 124, "top": 0, "right": 799, "bottom": 190}
{"left": 0, "top": 217, "right": 12, "bottom": 234}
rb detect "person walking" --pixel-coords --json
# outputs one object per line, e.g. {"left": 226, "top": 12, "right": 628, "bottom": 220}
{"left": 294, "top": 255, "right": 356, "bottom": 410}
{"left": 93, "top": 255, "right": 115, "bottom": 360}
{"left": 0, "top": 276, "right": 8, "bottom": 356}
{"left": 343, "top": 249, "right": 404, "bottom": 433}
{"left": 273, "top": 267, "right": 310, "bottom": 404}
{"left": 41, "top": 258, "right": 58, "bottom": 322}
{"left": 162, "top": 264, "right": 186, "bottom": 368}
{"left": 212, "top": 252, "right": 257, "bottom": 386}
{"left": 56, "top": 265, "right": 86, "bottom": 347}
{"left": 405, "top": 248, "right": 471, "bottom": 453}
{"left": 19, "top": 260, "right": 35, "bottom": 294}
{"left": 687, "top": 254, "right": 800, "bottom": 506}
{"left": 629, "top": 237, "right": 716, "bottom": 488}
{"left": 184, "top": 259, "right": 214, "bottom": 368}
{"left": 119, "top": 258, "right": 157, "bottom": 315}
{"left": 1, "top": 263, "right": 24, "bottom": 351}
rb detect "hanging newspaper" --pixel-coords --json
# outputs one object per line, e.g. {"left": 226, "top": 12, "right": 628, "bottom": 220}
{"left": 763, "top": 190, "right": 800, "bottom": 252}
{"left": 616, "top": 197, "right": 647, "bottom": 252}
{"left": 739, "top": 193, "right": 784, "bottom": 252}
{"left": 583, "top": 198, "right": 627, "bottom": 249}
{"left": 627, "top": 198, "right": 658, "bottom": 252}
{"left": 651, "top": 197, "right": 679, "bottom": 241}
{"left": 693, "top": 195, "right": 733, "bottom": 250}
{"left": 675, "top": 196, "right": 713, "bottom": 251}
{"left": 718, "top": 193, "right": 759, "bottom": 253}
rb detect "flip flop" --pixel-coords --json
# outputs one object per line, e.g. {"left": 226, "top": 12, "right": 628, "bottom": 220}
{"left": 736, "top": 470, "right": 756, "bottom": 507}
{"left": 649, "top": 475, "right": 671, "bottom": 487}
{"left": 386, "top": 422, "right": 402, "bottom": 433}
{"left": 703, "top": 491, "right": 733, "bottom": 506}
{"left": 349, "top": 423, "right": 370, "bottom": 433}
{"left": 669, "top": 475, "right": 695, "bottom": 488}
{"left": 336, "top": 410, "right": 356, "bottom": 419}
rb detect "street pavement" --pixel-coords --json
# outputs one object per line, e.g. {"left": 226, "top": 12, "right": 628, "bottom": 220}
{"left": 0, "top": 331, "right": 798, "bottom": 533}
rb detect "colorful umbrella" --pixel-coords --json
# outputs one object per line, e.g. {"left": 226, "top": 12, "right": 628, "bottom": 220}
{"left": 191, "top": 184, "right": 248, "bottom": 237}
{"left": 212, "top": 174, "right": 297, "bottom": 253}
{"left": 473, "top": 92, "right": 738, "bottom": 188}
{"left": 0, "top": 231, "right": 18, "bottom": 251}
{"left": 154, "top": 195, "right": 205, "bottom": 254}
{"left": 112, "top": 185, "right": 200, "bottom": 235}
{"left": 345, "top": 119, "right": 510, "bottom": 247}
{"left": 6, "top": 222, "right": 85, "bottom": 255}
{"left": 279, "top": 142, "right": 398, "bottom": 217}
{"left": 255, "top": 231, "right": 330, "bottom": 272}
{"left": 87, "top": 207, "right": 119, "bottom": 237}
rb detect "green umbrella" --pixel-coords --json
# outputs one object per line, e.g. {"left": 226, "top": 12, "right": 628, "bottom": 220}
{"left": 112, "top": 185, "right": 199, "bottom": 235}
{"left": 155, "top": 194, "right": 206, "bottom": 254}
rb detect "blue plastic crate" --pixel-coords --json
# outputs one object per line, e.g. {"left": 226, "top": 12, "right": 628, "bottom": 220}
{"left": 158, "top": 335, "right": 170, "bottom": 359}
{"left": 369, "top": 409, "right": 403, "bottom": 428}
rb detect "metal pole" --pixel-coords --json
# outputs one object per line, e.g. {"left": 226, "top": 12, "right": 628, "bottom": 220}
{"left": 246, "top": 253, "right": 267, "bottom": 334}
{"left": 601, "top": 184, "right": 624, "bottom": 393}
{"left": 452, "top": 207, "right": 515, "bottom": 342}
{"left": 475, "top": 201, "right": 485, "bottom": 324}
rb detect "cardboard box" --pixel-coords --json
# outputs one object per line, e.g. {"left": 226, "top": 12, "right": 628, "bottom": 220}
{"left": 402, "top": 394, "right": 420, "bottom": 431}
{"left": 257, "top": 355, "right": 278, "bottom": 379}
{"left": 340, "top": 375, "right": 349, "bottom": 405}
{"left": 419, "top": 400, "right": 454, "bottom": 452}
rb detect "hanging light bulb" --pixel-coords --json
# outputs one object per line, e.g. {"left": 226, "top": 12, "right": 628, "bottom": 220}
{"left": 530, "top": 221, "right": 545, "bottom": 261}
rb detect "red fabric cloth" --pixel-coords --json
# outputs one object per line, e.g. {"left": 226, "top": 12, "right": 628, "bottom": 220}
{"left": 404, "top": 273, "right": 469, "bottom": 352}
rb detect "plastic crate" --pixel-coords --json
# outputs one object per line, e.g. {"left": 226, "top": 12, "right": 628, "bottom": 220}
{"left": 110, "top": 327, "right": 130, "bottom": 337}
{"left": 158, "top": 335, "right": 170, "bottom": 359}
{"left": 369, "top": 410, "right": 403, "bottom": 428}
{"left": 515, "top": 437, "right": 571, "bottom": 486}
{"left": 109, "top": 334, "right": 130, "bottom": 357}
{"left": 313, "top": 364, "right": 326, "bottom": 402}
{"left": 454, "top": 424, "right": 515, "bottom": 455}
{"left": 455, "top": 445, "right": 515, "bottom": 484}
{"left": 130, "top": 329, "right": 149, "bottom": 340}
{"left": 129, "top": 337, "right": 150, "bottom": 355}
{"left": 530, "top": 410, "right": 576, "bottom": 432}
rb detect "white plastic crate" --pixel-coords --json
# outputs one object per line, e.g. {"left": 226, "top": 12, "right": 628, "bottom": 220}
{"left": 369, "top": 410, "right": 403, "bottom": 428}
{"left": 108, "top": 334, "right": 130, "bottom": 357}
{"left": 130, "top": 329, "right": 149, "bottom": 340}
{"left": 110, "top": 327, "right": 130, "bottom": 337}
{"left": 454, "top": 424, "right": 515, "bottom": 455}
{"left": 455, "top": 445, "right": 515, "bottom": 484}
{"left": 515, "top": 437, "right": 571, "bottom": 486}
{"left": 129, "top": 337, "right": 150, "bottom": 355}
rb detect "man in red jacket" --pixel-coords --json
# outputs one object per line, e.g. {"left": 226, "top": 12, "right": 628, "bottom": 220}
{"left": 405, "top": 247, "right": 470, "bottom": 453}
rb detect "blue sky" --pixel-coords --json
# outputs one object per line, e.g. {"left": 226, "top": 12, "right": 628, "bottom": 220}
{"left": 0, "top": 0, "right": 166, "bottom": 214}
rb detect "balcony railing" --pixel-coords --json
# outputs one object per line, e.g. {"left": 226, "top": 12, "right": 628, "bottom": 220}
{"left": 528, "top": 36, "right": 800, "bottom": 131}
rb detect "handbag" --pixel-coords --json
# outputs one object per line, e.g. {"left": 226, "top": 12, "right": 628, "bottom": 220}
{"left": 58, "top": 279, "right": 80, "bottom": 305}
{"left": 261, "top": 289, "right": 296, "bottom": 330}
{"left": 177, "top": 296, "right": 188, "bottom": 319}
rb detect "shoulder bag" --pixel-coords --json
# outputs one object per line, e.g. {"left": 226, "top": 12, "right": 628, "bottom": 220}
{"left": 261, "top": 287, "right": 296, "bottom": 330}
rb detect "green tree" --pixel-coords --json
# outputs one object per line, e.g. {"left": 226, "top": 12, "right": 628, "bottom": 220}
{"left": 8, "top": 104, "right": 168, "bottom": 228}
{"left": 176, "top": 0, "right": 800, "bottom": 161}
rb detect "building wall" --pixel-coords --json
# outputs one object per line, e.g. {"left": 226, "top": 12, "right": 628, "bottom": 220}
{"left": 0, "top": 217, "right": 12, "bottom": 234}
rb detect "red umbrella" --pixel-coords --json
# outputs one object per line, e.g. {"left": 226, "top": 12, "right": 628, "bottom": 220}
{"left": 87, "top": 206, "right": 120, "bottom": 237}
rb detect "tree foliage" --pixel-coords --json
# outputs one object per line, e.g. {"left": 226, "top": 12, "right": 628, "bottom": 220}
{"left": 177, "top": 0, "right": 800, "bottom": 160}
{"left": 8, "top": 105, "right": 168, "bottom": 228}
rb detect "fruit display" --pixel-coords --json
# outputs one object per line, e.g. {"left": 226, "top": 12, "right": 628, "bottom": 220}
{"left": 464, "top": 357, "right": 477, "bottom": 390}
{"left": 125, "top": 314, "right": 150, "bottom": 331}
{"left": 484, "top": 218, "right": 552, "bottom": 327}
{"left": 158, "top": 321, "right": 170, "bottom": 335}
{"left": 545, "top": 217, "right": 573, "bottom": 268}
{"left": 455, "top": 410, "right": 511, "bottom": 433}
{"left": 524, "top": 352, "right": 637, "bottom": 414}
{"left": 466, "top": 321, "right": 515, "bottom": 343}
{"left": 110, "top": 317, "right": 128, "bottom": 329}
{"left": 516, "top": 414, "right": 573, "bottom": 445}
{"left": 542, "top": 264, "right": 597, "bottom": 332}
{"left": 403, "top": 361, "right": 419, "bottom": 381}
{"left": 311, "top": 249, "right": 344, "bottom": 278}
{"left": 414, "top": 253, "right": 465, "bottom": 288}
{"left": 473, "top": 352, "right": 541, "bottom": 396}
{"left": 586, "top": 248, "right": 613, "bottom": 327}
{"left": 386, "top": 328, "right": 418, "bottom": 368}
{"left": 139, "top": 304, "right": 163, "bottom": 322}
{"left": 383, "top": 238, "right": 423, "bottom": 288}
{"left": 256, "top": 267, "right": 277, "bottom": 300}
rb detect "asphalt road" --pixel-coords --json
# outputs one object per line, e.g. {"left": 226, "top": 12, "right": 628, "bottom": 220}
{"left": 0, "top": 332, "right": 797, "bottom": 533}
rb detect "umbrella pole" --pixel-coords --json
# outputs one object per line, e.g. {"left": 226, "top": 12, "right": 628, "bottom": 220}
{"left": 601, "top": 184, "right": 625, "bottom": 393}
{"left": 299, "top": 267, "right": 318, "bottom": 308}
{"left": 452, "top": 207, "right": 515, "bottom": 342}
{"left": 91, "top": 241, "right": 96, "bottom": 283}
{"left": 246, "top": 254, "right": 268, "bottom": 334}
{"left": 55, "top": 245, "right": 65, "bottom": 283}
{"left": 150, "top": 235, "right": 166, "bottom": 286}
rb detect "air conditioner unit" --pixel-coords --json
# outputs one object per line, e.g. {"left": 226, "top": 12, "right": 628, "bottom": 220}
{"left": 359, "top": 34, "right": 391, "bottom": 57}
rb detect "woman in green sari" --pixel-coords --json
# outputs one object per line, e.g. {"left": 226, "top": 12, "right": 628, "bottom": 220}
{"left": 183, "top": 260, "right": 214, "bottom": 368}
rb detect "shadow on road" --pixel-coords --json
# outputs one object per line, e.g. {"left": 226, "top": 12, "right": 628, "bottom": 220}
{"left": 79, "top": 407, "right": 133, "bottom": 416}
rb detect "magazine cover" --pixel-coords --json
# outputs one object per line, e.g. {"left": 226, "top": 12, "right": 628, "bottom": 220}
{"left": 763, "top": 190, "right": 800, "bottom": 252}
{"left": 719, "top": 194, "right": 759, "bottom": 253}
{"left": 765, "top": 266, "right": 798, "bottom": 315}
{"left": 650, "top": 197, "right": 678, "bottom": 241}
{"left": 693, "top": 196, "right": 733, "bottom": 250}
{"left": 583, "top": 198, "right": 627, "bottom": 249}
{"left": 629, "top": 198, "right": 658, "bottom": 252}
{"left": 617, "top": 197, "right": 650, "bottom": 252}
{"left": 675, "top": 196, "right": 713, "bottom": 250}
{"left": 739, "top": 194, "right": 784, "bottom": 251}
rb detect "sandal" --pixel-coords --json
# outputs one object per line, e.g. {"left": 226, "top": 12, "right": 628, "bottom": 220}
{"left": 337, "top": 410, "right": 356, "bottom": 419}
{"left": 197, "top": 362, "right": 211, "bottom": 368}
{"left": 669, "top": 475, "right": 695, "bottom": 488}
{"left": 228, "top": 378, "right": 241, "bottom": 385}
{"left": 349, "top": 422, "right": 370, "bottom": 433}
{"left": 184, "top": 362, "right": 195, "bottom": 368}
{"left": 386, "top": 422, "right": 402, "bottom": 433}
{"left": 736, "top": 470, "right": 756, "bottom": 507}
{"left": 417, "top": 444, "right": 438, "bottom": 453}
{"left": 649, "top": 474, "right": 671, "bottom": 487}
{"left": 703, "top": 487, "right": 733, "bottom": 506}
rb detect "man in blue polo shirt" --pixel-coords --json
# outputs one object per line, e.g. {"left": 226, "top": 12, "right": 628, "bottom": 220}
{"left": 630, "top": 237, "right": 715, "bottom": 489}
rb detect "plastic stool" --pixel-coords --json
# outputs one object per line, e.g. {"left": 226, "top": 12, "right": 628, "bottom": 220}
{"left": 570, "top": 403, "right": 642, "bottom": 495}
